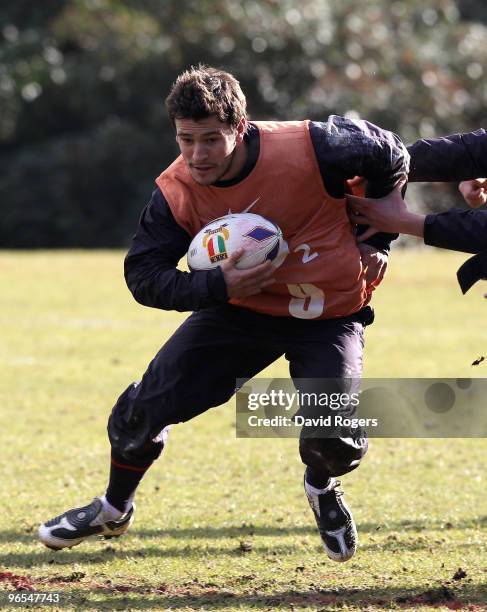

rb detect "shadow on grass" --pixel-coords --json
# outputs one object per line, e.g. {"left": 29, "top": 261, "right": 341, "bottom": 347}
{"left": 0, "top": 515, "right": 485, "bottom": 567}
{"left": 49, "top": 583, "right": 487, "bottom": 610}
{"left": 0, "top": 536, "right": 483, "bottom": 568}
{"left": 0, "top": 544, "right": 299, "bottom": 568}
{"left": 129, "top": 515, "right": 487, "bottom": 538}
{"left": 1, "top": 517, "right": 485, "bottom": 568}
{"left": 4, "top": 514, "right": 484, "bottom": 545}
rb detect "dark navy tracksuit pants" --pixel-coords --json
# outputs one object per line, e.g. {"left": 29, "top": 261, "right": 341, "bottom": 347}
{"left": 108, "top": 304, "right": 373, "bottom": 478}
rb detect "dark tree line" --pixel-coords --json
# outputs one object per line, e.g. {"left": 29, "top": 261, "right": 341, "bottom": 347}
{"left": 1, "top": 0, "right": 486, "bottom": 247}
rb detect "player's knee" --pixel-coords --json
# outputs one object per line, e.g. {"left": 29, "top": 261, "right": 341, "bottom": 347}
{"left": 299, "top": 436, "right": 368, "bottom": 477}
{"left": 107, "top": 383, "right": 166, "bottom": 464}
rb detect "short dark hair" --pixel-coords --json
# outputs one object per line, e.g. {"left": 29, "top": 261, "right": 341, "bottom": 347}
{"left": 165, "top": 65, "right": 247, "bottom": 129}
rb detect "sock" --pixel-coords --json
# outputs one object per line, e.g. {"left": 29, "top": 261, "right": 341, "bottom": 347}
{"left": 305, "top": 479, "right": 334, "bottom": 497}
{"left": 305, "top": 466, "right": 332, "bottom": 491}
{"left": 105, "top": 454, "right": 152, "bottom": 514}
{"left": 101, "top": 495, "right": 124, "bottom": 520}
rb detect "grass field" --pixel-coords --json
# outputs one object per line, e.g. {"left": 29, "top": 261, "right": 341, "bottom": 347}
{"left": 1, "top": 248, "right": 486, "bottom": 611}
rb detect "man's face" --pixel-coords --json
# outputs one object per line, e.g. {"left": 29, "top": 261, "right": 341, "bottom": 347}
{"left": 175, "top": 116, "right": 244, "bottom": 186}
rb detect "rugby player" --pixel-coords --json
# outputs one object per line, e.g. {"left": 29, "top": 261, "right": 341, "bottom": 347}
{"left": 39, "top": 65, "right": 410, "bottom": 562}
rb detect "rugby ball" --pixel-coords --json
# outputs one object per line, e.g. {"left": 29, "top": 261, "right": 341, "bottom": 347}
{"left": 187, "top": 213, "right": 288, "bottom": 271}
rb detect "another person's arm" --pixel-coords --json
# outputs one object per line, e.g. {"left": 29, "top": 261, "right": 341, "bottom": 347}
{"left": 347, "top": 186, "right": 487, "bottom": 254}
{"left": 408, "top": 129, "right": 487, "bottom": 182}
{"left": 347, "top": 186, "right": 425, "bottom": 238}
{"left": 424, "top": 209, "right": 487, "bottom": 253}
{"left": 347, "top": 128, "right": 487, "bottom": 249}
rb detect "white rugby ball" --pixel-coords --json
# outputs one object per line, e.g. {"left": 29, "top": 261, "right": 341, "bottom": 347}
{"left": 187, "top": 213, "right": 288, "bottom": 271}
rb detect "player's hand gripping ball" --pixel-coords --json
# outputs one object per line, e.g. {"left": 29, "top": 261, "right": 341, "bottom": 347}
{"left": 187, "top": 213, "right": 288, "bottom": 271}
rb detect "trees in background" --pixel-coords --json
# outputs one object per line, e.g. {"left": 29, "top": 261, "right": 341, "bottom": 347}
{"left": 1, "top": 0, "right": 486, "bottom": 247}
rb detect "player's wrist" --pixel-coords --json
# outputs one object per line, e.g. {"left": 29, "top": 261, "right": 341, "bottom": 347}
{"left": 400, "top": 211, "right": 425, "bottom": 237}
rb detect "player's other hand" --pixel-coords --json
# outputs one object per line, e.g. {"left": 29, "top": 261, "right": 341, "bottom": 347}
{"left": 220, "top": 249, "right": 276, "bottom": 298}
{"left": 358, "top": 243, "right": 388, "bottom": 288}
{"left": 459, "top": 179, "right": 487, "bottom": 208}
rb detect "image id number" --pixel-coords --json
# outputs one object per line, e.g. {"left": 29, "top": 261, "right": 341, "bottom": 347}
{"left": 4, "top": 592, "right": 61, "bottom": 605}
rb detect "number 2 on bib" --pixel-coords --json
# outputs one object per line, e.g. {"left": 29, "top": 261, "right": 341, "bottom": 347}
{"left": 287, "top": 283, "right": 325, "bottom": 319}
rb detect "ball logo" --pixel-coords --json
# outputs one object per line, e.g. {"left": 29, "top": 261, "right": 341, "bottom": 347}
{"left": 202, "top": 223, "right": 230, "bottom": 263}
{"left": 244, "top": 226, "right": 277, "bottom": 242}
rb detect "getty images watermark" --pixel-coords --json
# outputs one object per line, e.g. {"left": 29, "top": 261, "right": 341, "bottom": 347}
{"left": 235, "top": 378, "right": 487, "bottom": 438}
{"left": 245, "top": 388, "right": 373, "bottom": 429}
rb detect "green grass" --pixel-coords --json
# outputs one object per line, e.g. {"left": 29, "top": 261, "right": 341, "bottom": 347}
{"left": 1, "top": 248, "right": 486, "bottom": 611}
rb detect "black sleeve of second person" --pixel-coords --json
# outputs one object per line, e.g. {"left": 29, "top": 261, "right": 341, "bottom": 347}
{"left": 424, "top": 209, "right": 487, "bottom": 254}
{"left": 408, "top": 129, "right": 487, "bottom": 182}
{"left": 124, "top": 189, "right": 228, "bottom": 312}
{"left": 309, "top": 116, "right": 410, "bottom": 253}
